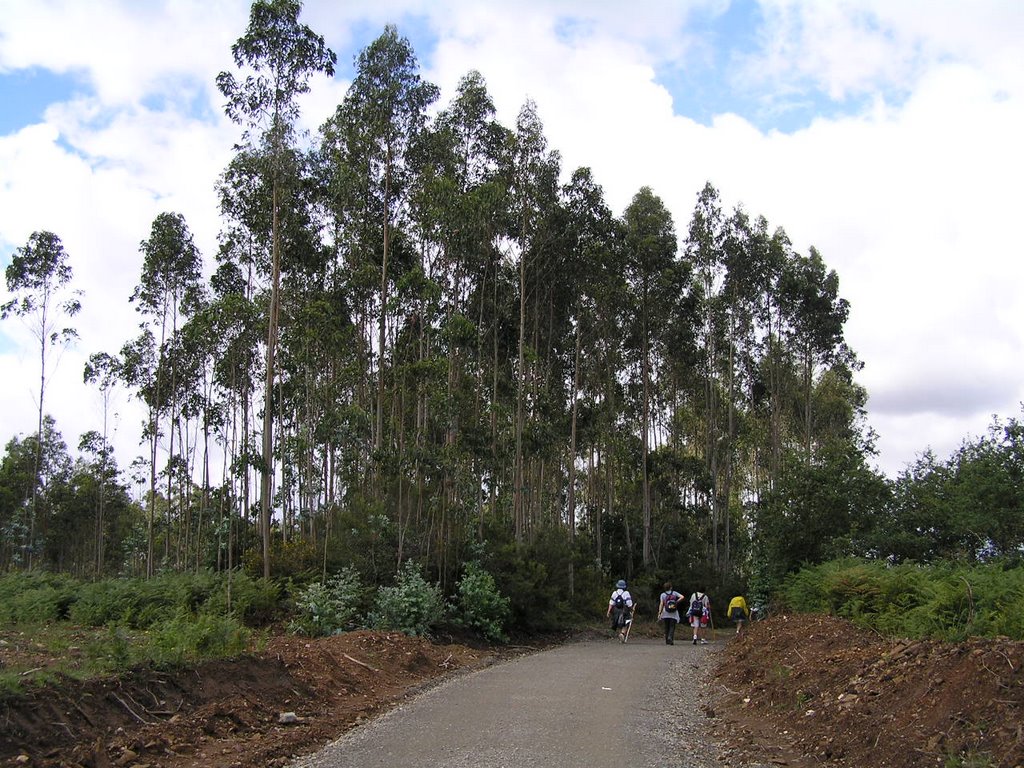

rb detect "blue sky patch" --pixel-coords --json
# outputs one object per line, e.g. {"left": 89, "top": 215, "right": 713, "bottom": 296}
{"left": 0, "top": 67, "right": 85, "bottom": 134}
{"left": 652, "top": 0, "right": 868, "bottom": 133}
{"left": 330, "top": 15, "right": 440, "bottom": 83}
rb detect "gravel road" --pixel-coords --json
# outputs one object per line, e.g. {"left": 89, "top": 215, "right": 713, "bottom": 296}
{"left": 290, "top": 634, "right": 737, "bottom": 768}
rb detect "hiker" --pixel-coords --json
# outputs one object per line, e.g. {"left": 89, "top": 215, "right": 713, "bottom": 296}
{"left": 607, "top": 579, "right": 634, "bottom": 642}
{"left": 728, "top": 595, "right": 750, "bottom": 635}
{"left": 687, "top": 589, "right": 711, "bottom": 644}
{"left": 657, "top": 581, "right": 684, "bottom": 645}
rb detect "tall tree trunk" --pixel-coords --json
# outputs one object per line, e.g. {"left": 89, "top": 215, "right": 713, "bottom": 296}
{"left": 260, "top": 182, "right": 282, "bottom": 580}
{"left": 641, "top": 289, "right": 652, "bottom": 566}
{"left": 566, "top": 323, "right": 582, "bottom": 596}
{"left": 514, "top": 243, "right": 527, "bottom": 542}
{"left": 375, "top": 148, "right": 393, "bottom": 462}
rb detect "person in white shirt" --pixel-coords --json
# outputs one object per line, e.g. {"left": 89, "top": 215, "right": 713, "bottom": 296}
{"left": 606, "top": 579, "right": 634, "bottom": 642}
{"left": 687, "top": 590, "right": 711, "bottom": 644}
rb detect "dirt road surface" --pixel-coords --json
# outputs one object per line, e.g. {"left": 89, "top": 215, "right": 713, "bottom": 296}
{"left": 290, "top": 635, "right": 730, "bottom": 768}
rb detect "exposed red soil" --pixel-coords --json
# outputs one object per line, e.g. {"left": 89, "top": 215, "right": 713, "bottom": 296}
{"left": 712, "top": 613, "right": 1024, "bottom": 768}
{"left": 0, "top": 630, "right": 495, "bottom": 768}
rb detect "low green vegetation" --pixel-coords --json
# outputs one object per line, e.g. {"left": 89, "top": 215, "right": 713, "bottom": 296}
{"left": 779, "top": 558, "right": 1024, "bottom": 641}
{"left": 0, "top": 555, "right": 521, "bottom": 693}
{"left": 289, "top": 559, "right": 511, "bottom": 641}
{"left": 0, "top": 570, "right": 274, "bottom": 693}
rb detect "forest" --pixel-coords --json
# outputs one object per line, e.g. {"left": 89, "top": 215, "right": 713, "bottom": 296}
{"left": 2, "top": 0, "right": 1023, "bottom": 627}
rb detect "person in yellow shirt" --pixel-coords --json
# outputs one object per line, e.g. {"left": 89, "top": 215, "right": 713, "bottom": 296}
{"left": 728, "top": 595, "right": 750, "bottom": 635}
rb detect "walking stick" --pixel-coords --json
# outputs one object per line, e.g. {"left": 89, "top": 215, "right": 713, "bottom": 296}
{"left": 709, "top": 611, "right": 716, "bottom": 642}
{"left": 623, "top": 605, "right": 635, "bottom": 643}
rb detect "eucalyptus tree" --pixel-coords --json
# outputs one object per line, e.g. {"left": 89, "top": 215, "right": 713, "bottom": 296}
{"left": 683, "top": 182, "right": 732, "bottom": 565}
{"left": 393, "top": 71, "right": 510, "bottom": 572}
{"left": 83, "top": 351, "right": 122, "bottom": 574}
{"left": 622, "top": 187, "right": 678, "bottom": 567}
{"left": 319, "top": 25, "right": 438, "bottom": 469}
{"left": 559, "top": 167, "right": 621, "bottom": 581}
{"left": 567, "top": 176, "right": 629, "bottom": 568}
{"left": 763, "top": 226, "right": 796, "bottom": 482}
{"left": 217, "top": 0, "right": 336, "bottom": 577}
{"left": 76, "top": 430, "right": 121, "bottom": 575}
{"left": 508, "top": 100, "right": 562, "bottom": 541}
{"left": 117, "top": 329, "right": 160, "bottom": 568}
{"left": 441, "top": 73, "right": 515, "bottom": 540}
{"left": 1, "top": 230, "right": 81, "bottom": 568}
{"left": 778, "top": 246, "right": 853, "bottom": 459}
{"left": 0, "top": 432, "right": 42, "bottom": 568}
{"left": 21, "top": 417, "right": 73, "bottom": 571}
{"left": 716, "top": 206, "right": 761, "bottom": 567}
{"left": 130, "top": 211, "right": 203, "bottom": 575}
{"left": 721, "top": 211, "right": 782, "bottom": 498}
{"left": 206, "top": 252, "right": 263, "bottom": 570}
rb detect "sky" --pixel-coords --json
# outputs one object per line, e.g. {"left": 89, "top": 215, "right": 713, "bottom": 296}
{"left": 0, "top": 0, "right": 1022, "bottom": 482}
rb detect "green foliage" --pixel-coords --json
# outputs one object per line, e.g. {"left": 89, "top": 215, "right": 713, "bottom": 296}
{"left": 148, "top": 612, "right": 250, "bottom": 666}
{"left": 242, "top": 538, "right": 320, "bottom": 581}
{"left": 944, "top": 751, "right": 994, "bottom": 768}
{"left": 451, "top": 561, "right": 511, "bottom": 642}
{"left": 368, "top": 561, "right": 445, "bottom": 637}
{"left": 0, "top": 571, "right": 77, "bottom": 623}
{"left": 195, "top": 571, "right": 281, "bottom": 626}
{"left": 0, "top": 570, "right": 280, "bottom": 631}
{"left": 753, "top": 444, "right": 891, "bottom": 590}
{"left": 66, "top": 578, "right": 141, "bottom": 626}
{"left": 96, "top": 624, "right": 133, "bottom": 669}
{"left": 780, "top": 558, "right": 1024, "bottom": 641}
{"left": 289, "top": 567, "right": 364, "bottom": 636}
{"left": 883, "top": 416, "right": 1024, "bottom": 564}
{"left": 486, "top": 536, "right": 566, "bottom": 633}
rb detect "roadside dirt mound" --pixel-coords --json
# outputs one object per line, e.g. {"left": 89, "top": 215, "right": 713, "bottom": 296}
{"left": 0, "top": 630, "right": 492, "bottom": 768}
{"left": 713, "top": 613, "right": 1024, "bottom": 768}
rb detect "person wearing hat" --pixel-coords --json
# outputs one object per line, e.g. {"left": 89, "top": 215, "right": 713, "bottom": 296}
{"left": 606, "top": 579, "right": 634, "bottom": 642}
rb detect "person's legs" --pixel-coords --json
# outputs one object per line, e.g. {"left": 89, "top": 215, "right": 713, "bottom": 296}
{"left": 666, "top": 618, "right": 676, "bottom": 644}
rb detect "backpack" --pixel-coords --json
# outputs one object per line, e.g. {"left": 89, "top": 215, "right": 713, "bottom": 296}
{"left": 688, "top": 594, "right": 704, "bottom": 617}
{"left": 613, "top": 592, "right": 626, "bottom": 610}
{"left": 665, "top": 593, "right": 678, "bottom": 612}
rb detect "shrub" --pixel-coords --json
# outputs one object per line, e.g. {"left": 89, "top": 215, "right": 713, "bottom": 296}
{"left": 148, "top": 612, "right": 250, "bottom": 666}
{"left": 368, "top": 561, "right": 445, "bottom": 637}
{"left": 0, "top": 572, "right": 77, "bottom": 623}
{"left": 452, "top": 561, "right": 511, "bottom": 642}
{"left": 289, "top": 567, "right": 363, "bottom": 636}
{"left": 68, "top": 579, "right": 140, "bottom": 626}
{"left": 83, "top": 624, "right": 135, "bottom": 671}
{"left": 781, "top": 558, "right": 1024, "bottom": 641}
{"left": 198, "top": 571, "right": 280, "bottom": 626}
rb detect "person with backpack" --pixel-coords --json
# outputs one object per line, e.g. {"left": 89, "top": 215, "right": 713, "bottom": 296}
{"left": 657, "top": 581, "right": 684, "bottom": 645}
{"left": 728, "top": 594, "right": 750, "bottom": 635}
{"left": 687, "top": 589, "right": 711, "bottom": 644}
{"left": 606, "top": 579, "right": 634, "bottom": 642}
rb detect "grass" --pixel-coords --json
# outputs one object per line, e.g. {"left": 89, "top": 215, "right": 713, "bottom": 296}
{"left": 0, "top": 617, "right": 252, "bottom": 696}
{"left": 0, "top": 623, "right": 136, "bottom": 693}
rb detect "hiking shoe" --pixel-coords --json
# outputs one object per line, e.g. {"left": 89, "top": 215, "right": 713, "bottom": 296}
{"left": 692, "top": 637, "right": 698, "bottom": 645}
{"left": 699, "top": 639, "right": 709, "bottom": 644}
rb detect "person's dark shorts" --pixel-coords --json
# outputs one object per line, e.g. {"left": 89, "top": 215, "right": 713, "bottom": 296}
{"left": 730, "top": 607, "right": 746, "bottom": 623}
